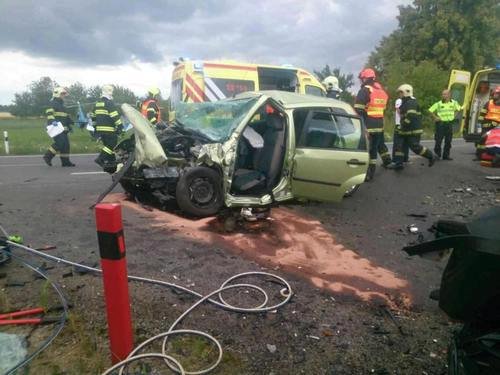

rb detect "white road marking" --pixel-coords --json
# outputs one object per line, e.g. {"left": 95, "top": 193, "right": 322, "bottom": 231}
{"left": 70, "top": 171, "right": 107, "bottom": 175}
{"left": 0, "top": 164, "right": 44, "bottom": 167}
{"left": 0, "top": 153, "right": 97, "bottom": 158}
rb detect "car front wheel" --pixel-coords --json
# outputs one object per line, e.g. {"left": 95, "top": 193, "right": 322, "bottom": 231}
{"left": 175, "top": 166, "right": 224, "bottom": 217}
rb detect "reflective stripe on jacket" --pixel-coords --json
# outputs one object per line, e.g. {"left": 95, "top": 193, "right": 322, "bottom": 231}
{"left": 365, "top": 83, "right": 388, "bottom": 118}
{"left": 92, "top": 97, "right": 122, "bottom": 133}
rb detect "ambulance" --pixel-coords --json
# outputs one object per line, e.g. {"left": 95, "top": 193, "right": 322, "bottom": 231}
{"left": 169, "top": 59, "right": 326, "bottom": 110}
{"left": 447, "top": 65, "right": 500, "bottom": 142}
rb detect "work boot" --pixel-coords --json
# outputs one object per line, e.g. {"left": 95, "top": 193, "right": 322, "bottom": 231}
{"left": 94, "top": 154, "right": 105, "bottom": 168}
{"left": 386, "top": 162, "right": 404, "bottom": 171}
{"left": 43, "top": 150, "right": 54, "bottom": 166}
{"left": 442, "top": 155, "right": 453, "bottom": 161}
{"left": 61, "top": 157, "right": 75, "bottom": 167}
{"left": 428, "top": 154, "right": 436, "bottom": 167}
{"left": 365, "top": 164, "right": 376, "bottom": 181}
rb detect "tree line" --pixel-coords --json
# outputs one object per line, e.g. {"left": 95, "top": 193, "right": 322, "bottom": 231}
{"left": 10, "top": 77, "right": 138, "bottom": 117}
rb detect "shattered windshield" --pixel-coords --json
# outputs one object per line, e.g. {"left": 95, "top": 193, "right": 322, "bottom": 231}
{"left": 174, "top": 97, "right": 259, "bottom": 142}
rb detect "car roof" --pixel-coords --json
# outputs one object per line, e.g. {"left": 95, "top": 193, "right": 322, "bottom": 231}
{"left": 235, "top": 90, "right": 356, "bottom": 113}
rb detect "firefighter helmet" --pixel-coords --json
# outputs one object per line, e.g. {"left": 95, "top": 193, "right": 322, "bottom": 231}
{"left": 358, "top": 68, "right": 376, "bottom": 80}
{"left": 322, "top": 76, "right": 341, "bottom": 91}
{"left": 102, "top": 84, "right": 114, "bottom": 99}
{"left": 148, "top": 87, "right": 161, "bottom": 98}
{"left": 52, "top": 86, "right": 68, "bottom": 99}
{"left": 397, "top": 84, "right": 413, "bottom": 97}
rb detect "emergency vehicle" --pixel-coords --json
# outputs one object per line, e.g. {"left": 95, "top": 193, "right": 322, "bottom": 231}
{"left": 170, "top": 59, "right": 325, "bottom": 109}
{"left": 447, "top": 65, "right": 500, "bottom": 142}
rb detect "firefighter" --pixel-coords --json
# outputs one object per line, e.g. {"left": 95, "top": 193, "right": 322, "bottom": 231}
{"left": 43, "top": 87, "right": 75, "bottom": 167}
{"left": 322, "top": 76, "right": 342, "bottom": 99}
{"left": 392, "top": 89, "right": 409, "bottom": 162}
{"left": 141, "top": 87, "right": 161, "bottom": 127}
{"left": 354, "top": 68, "right": 391, "bottom": 180}
{"left": 387, "top": 84, "right": 435, "bottom": 170}
{"left": 477, "top": 86, "right": 500, "bottom": 158}
{"left": 428, "top": 89, "right": 462, "bottom": 160}
{"left": 92, "top": 85, "right": 123, "bottom": 168}
{"left": 478, "top": 124, "right": 500, "bottom": 167}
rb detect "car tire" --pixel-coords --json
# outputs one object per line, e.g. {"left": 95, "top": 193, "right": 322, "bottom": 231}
{"left": 176, "top": 166, "right": 224, "bottom": 217}
{"left": 344, "top": 184, "right": 360, "bottom": 198}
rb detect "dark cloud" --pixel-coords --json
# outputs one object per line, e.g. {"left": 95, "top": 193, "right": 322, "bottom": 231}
{"left": 0, "top": 0, "right": 407, "bottom": 72}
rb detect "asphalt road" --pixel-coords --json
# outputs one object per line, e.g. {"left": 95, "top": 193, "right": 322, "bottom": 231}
{"left": 1, "top": 140, "right": 499, "bottom": 373}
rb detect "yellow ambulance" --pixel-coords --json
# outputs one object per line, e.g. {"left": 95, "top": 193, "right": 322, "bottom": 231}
{"left": 170, "top": 59, "right": 325, "bottom": 109}
{"left": 448, "top": 65, "right": 500, "bottom": 142}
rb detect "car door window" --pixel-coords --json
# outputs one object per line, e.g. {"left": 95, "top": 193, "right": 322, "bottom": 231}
{"left": 332, "top": 114, "right": 366, "bottom": 151}
{"left": 294, "top": 108, "right": 365, "bottom": 151}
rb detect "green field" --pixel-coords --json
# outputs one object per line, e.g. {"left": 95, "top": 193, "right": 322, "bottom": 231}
{"left": 0, "top": 118, "right": 101, "bottom": 155}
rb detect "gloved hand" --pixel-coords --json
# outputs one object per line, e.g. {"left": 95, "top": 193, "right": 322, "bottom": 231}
{"left": 115, "top": 125, "right": 123, "bottom": 134}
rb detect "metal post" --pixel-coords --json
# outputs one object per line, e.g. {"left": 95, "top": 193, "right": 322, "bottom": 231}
{"left": 95, "top": 203, "right": 134, "bottom": 363}
{"left": 3, "top": 131, "right": 9, "bottom": 155}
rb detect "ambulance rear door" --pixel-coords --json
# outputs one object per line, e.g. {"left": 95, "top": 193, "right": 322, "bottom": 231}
{"left": 447, "top": 69, "right": 471, "bottom": 138}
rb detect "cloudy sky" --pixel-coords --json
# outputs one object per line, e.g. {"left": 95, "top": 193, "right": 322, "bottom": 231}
{"left": 0, "top": 0, "right": 410, "bottom": 104}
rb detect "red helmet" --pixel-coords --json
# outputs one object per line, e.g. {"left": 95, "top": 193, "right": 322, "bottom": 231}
{"left": 359, "top": 68, "right": 376, "bottom": 80}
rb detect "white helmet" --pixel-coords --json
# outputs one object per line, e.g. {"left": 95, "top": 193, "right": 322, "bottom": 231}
{"left": 322, "top": 76, "right": 342, "bottom": 92}
{"left": 102, "top": 84, "right": 114, "bottom": 100}
{"left": 397, "top": 84, "right": 413, "bottom": 97}
{"left": 52, "top": 86, "right": 68, "bottom": 99}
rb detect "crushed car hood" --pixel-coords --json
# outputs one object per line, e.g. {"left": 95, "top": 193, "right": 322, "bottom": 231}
{"left": 121, "top": 103, "right": 168, "bottom": 167}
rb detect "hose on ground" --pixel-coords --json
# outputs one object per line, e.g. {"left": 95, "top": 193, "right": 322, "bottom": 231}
{"left": 4, "top": 238, "right": 292, "bottom": 375}
{"left": 0, "top": 250, "right": 69, "bottom": 375}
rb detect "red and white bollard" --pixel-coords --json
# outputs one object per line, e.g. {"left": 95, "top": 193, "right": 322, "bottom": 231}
{"left": 95, "top": 203, "right": 134, "bottom": 363}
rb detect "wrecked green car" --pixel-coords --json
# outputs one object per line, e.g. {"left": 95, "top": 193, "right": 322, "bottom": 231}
{"left": 114, "top": 91, "right": 369, "bottom": 217}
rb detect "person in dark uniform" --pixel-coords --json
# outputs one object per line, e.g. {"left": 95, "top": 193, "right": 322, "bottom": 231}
{"left": 92, "top": 85, "right": 123, "bottom": 168}
{"left": 322, "top": 76, "right": 342, "bottom": 99}
{"left": 43, "top": 87, "right": 75, "bottom": 167}
{"left": 387, "top": 84, "right": 435, "bottom": 170}
{"left": 354, "top": 68, "right": 391, "bottom": 180}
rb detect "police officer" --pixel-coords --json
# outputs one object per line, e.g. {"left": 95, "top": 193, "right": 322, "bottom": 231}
{"left": 428, "top": 89, "right": 462, "bottom": 160}
{"left": 354, "top": 68, "right": 391, "bottom": 180}
{"left": 387, "top": 84, "right": 435, "bottom": 170}
{"left": 43, "top": 87, "right": 75, "bottom": 167}
{"left": 322, "top": 76, "right": 342, "bottom": 99}
{"left": 141, "top": 87, "right": 161, "bottom": 127}
{"left": 477, "top": 86, "right": 500, "bottom": 158}
{"left": 92, "top": 85, "right": 123, "bottom": 168}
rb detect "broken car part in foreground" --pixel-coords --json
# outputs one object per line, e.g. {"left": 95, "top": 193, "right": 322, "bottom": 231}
{"left": 102, "top": 91, "right": 369, "bottom": 217}
{"left": 403, "top": 207, "right": 500, "bottom": 375}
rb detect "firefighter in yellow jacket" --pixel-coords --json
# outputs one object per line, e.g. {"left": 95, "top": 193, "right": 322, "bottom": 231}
{"left": 92, "top": 85, "right": 123, "bottom": 168}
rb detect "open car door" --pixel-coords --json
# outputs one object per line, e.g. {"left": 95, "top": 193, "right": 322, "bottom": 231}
{"left": 291, "top": 108, "right": 369, "bottom": 202}
{"left": 447, "top": 69, "right": 471, "bottom": 137}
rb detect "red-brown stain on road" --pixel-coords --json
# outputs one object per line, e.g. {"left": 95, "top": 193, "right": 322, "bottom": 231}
{"left": 106, "top": 194, "right": 411, "bottom": 306}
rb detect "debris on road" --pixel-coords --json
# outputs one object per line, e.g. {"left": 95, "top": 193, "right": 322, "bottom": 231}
{"left": 266, "top": 344, "right": 277, "bottom": 353}
{"left": 407, "top": 224, "right": 419, "bottom": 234}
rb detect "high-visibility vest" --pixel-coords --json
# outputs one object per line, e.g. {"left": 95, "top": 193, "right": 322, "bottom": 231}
{"left": 430, "top": 100, "right": 461, "bottom": 122}
{"left": 365, "top": 83, "right": 388, "bottom": 118}
{"left": 485, "top": 100, "right": 500, "bottom": 123}
{"left": 141, "top": 99, "right": 161, "bottom": 123}
{"left": 485, "top": 127, "right": 500, "bottom": 148}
